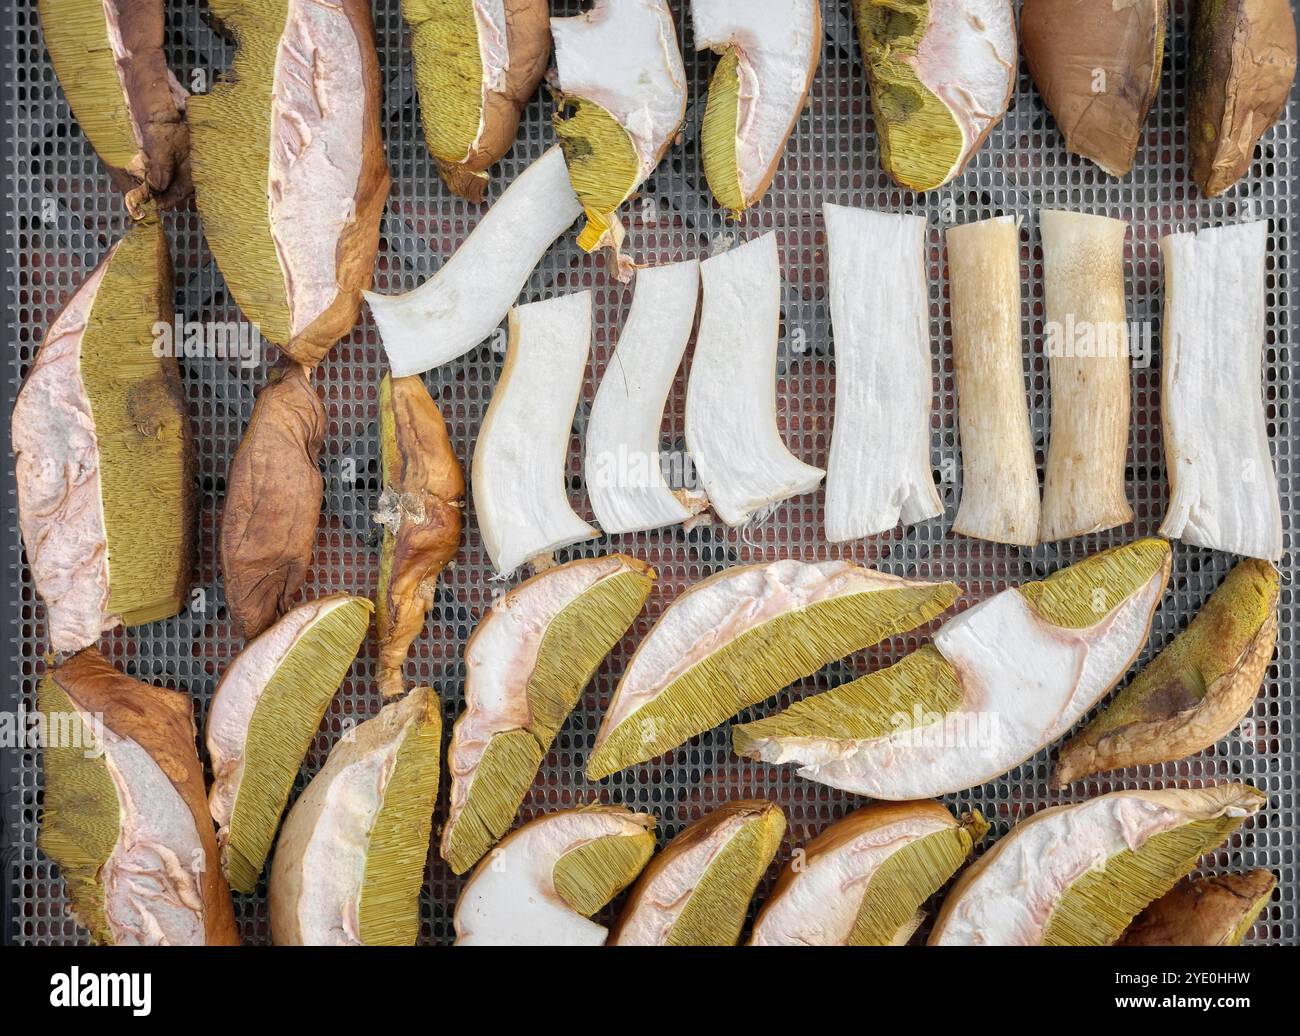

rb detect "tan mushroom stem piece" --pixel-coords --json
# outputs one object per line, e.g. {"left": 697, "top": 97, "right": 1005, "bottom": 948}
{"left": 1119, "top": 870, "right": 1277, "bottom": 946}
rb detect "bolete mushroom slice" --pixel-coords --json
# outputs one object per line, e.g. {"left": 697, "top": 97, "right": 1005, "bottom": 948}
{"left": 1054, "top": 558, "right": 1279, "bottom": 788}
{"left": 39, "top": 649, "right": 239, "bottom": 946}
{"left": 930, "top": 784, "right": 1265, "bottom": 946}
{"left": 206, "top": 594, "right": 373, "bottom": 894}
{"left": 472, "top": 291, "right": 599, "bottom": 575}
{"left": 442, "top": 555, "right": 655, "bottom": 874}
{"left": 453, "top": 806, "right": 657, "bottom": 946}
{"left": 188, "top": 0, "right": 390, "bottom": 367}
{"left": 750, "top": 801, "right": 986, "bottom": 946}
{"left": 269, "top": 687, "right": 442, "bottom": 946}
{"left": 365, "top": 146, "right": 582, "bottom": 378}
{"left": 12, "top": 217, "right": 195, "bottom": 654}
{"left": 693, "top": 0, "right": 822, "bottom": 212}
{"left": 404, "top": 0, "right": 551, "bottom": 201}
{"left": 587, "top": 559, "right": 960, "bottom": 780}
{"left": 609, "top": 800, "right": 786, "bottom": 946}
{"left": 1119, "top": 869, "right": 1277, "bottom": 946}
{"left": 733, "top": 539, "right": 1172, "bottom": 800}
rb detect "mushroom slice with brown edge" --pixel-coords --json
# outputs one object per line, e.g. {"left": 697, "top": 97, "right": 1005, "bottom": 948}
{"left": 404, "top": 0, "right": 551, "bottom": 202}
{"left": 750, "top": 802, "right": 986, "bottom": 946}
{"left": 206, "top": 594, "right": 373, "bottom": 894}
{"left": 12, "top": 216, "right": 195, "bottom": 654}
{"left": 551, "top": 0, "right": 687, "bottom": 272}
{"left": 269, "top": 688, "right": 442, "bottom": 946}
{"left": 1189, "top": 0, "right": 1297, "bottom": 197}
{"left": 609, "top": 800, "right": 786, "bottom": 946}
{"left": 364, "top": 146, "right": 582, "bottom": 378}
{"left": 442, "top": 555, "right": 655, "bottom": 875}
{"left": 454, "top": 806, "right": 657, "bottom": 945}
{"left": 1119, "top": 870, "right": 1277, "bottom": 947}
{"left": 1038, "top": 210, "right": 1134, "bottom": 543}
{"left": 1020, "top": 0, "right": 1167, "bottom": 177}
{"left": 852, "top": 0, "right": 1017, "bottom": 192}
{"left": 586, "top": 560, "right": 960, "bottom": 780}
{"left": 733, "top": 539, "right": 1171, "bottom": 800}
{"left": 375, "top": 374, "right": 464, "bottom": 699}
{"left": 38, "top": 648, "right": 239, "bottom": 946}
{"left": 693, "top": 0, "right": 822, "bottom": 213}
{"left": 220, "top": 361, "right": 326, "bottom": 641}
{"left": 1158, "top": 221, "right": 1283, "bottom": 562}
{"left": 38, "top": 0, "right": 189, "bottom": 217}
{"left": 1054, "top": 559, "right": 1279, "bottom": 788}
{"left": 188, "top": 0, "right": 390, "bottom": 368}
{"left": 930, "top": 784, "right": 1265, "bottom": 945}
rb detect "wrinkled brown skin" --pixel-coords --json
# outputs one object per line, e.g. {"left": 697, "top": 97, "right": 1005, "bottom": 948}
{"left": 376, "top": 375, "right": 464, "bottom": 698}
{"left": 1119, "top": 870, "right": 1277, "bottom": 946}
{"left": 1189, "top": 0, "right": 1297, "bottom": 197}
{"left": 50, "top": 649, "right": 240, "bottom": 945}
{"left": 221, "top": 362, "right": 326, "bottom": 641}
{"left": 1021, "top": 0, "right": 1167, "bottom": 176}
{"left": 440, "top": 0, "right": 552, "bottom": 202}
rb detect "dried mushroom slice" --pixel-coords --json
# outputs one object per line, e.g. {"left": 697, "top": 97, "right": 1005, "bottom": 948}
{"left": 1119, "top": 869, "right": 1277, "bottom": 947}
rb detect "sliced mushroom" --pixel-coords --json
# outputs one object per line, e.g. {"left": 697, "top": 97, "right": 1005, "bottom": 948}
{"left": 1119, "top": 869, "right": 1277, "bottom": 946}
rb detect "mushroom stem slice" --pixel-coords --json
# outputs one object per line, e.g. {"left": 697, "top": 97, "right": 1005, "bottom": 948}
{"left": 1119, "top": 869, "right": 1278, "bottom": 947}
{"left": 610, "top": 800, "right": 786, "bottom": 946}
{"left": 930, "top": 784, "right": 1266, "bottom": 946}
{"left": 454, "top": 806, "right": 657, "bottom": 946}
{"left": 587, "top": 560, "right": 960, "bottom": 780}
{"left": 750, "top": 802, "right": 986, "bottom": 946}
{"left": 206, "top": 594, "right": 373, "bottom": 893}
{"left": 693, "top": 0, "right": 822, "bottom": 212}
{"left": 269, "top": 688, "right": 442, "bottom": 946}
{"left": 1158, "top": 221, "right": 1283, "bottom": 562}
{"left": 585, "top": 261, "right": 699, "bottom": 535}
{"left": 1038, "top": 209, "right": 1134, "bottom": 542}
{"left": 39, "top": 649, "right": 239, "bottom": 946}
{"left": 685, "top": 233, "right": 825, "bottom": 527}
{"left": 734, "top": 539, "right": 1172, "bottom": 799}
{"left": 443, "top": 555, "right": 655, "bottom": 874}
{"left": 824, "top": 204, "right": 941, "bottom": 542}
{"left": 1054, "top": 559, "right": 1279, "bottom": 787}
{"left": 472, "top": 291, "right": 598, "bottom": 575}
{"left": 365, "top": 146, "right": 581, "bottom": 377}
{"left": 946, "top": 215, "right": 1038, "bottom": 546}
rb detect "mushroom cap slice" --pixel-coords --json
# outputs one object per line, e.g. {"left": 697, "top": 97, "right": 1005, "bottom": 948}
{"left": 853, "top": 0, "right": 1016, "bottom": 191}
{"left": 269, "top": 687, "right": 442, "bottom": 945}
{"left": 694, "top": 0, "right": 822, "bottom": 212}
{"left": 734, "top": 539, "right": 1172, "bottom": 799}
{"left": 750, "top": 801, "right": 986, "bottom": 946}
{"left": 206, "top": 594, "right": 373, "bottom": 893}
{"left": 609, "top": 800, "right": 786, "bottom": 946}
{"left": 39, "top": 649, "right": 238, "bottom": 946}
{"left": 1055, "top": 559, "right": 1279, "bottom": 787}
{"left": 1119, "top": 869, "right": 1277, "bottom": 947}
{"left": 454, "top": 806, "right": 657, "bottom": 945}
{"left": 587, "top": 559, "right": 960, "bottom": 780}
{"left": 931, "top": 784, "right": 1266, "bottom": 946}
{"left": 442, "top": 555, "right": 655, "bottom": 874}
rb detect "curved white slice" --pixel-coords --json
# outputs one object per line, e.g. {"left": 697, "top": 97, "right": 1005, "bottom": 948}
{"left": 446, "top": 556, "right": 641, "bottom": 835}
{"left": 750, "top": 810, "right": 949, "bottom": 946}
{"left": 454, "top": 809, "right": 654, "bottom": 946}
{"left": 1159, "top": 221, "right": 1282, "bottom": 563}
{"left": 551, "top": 0, "right": 686, "bottom": 176}
{"left": 472, "top": 291, "right": 597, "bottom": 574}
{"left": 930, "top": 785, "right": 1265, "bottom": 946}
{"left": 742, "top": 563, "right": 1166, "bottom": 799}
{"left": 823, "top": 204, "right": 941, "bottom": 541}
{"left": 692, "top": 0, "right": 820, "bottom": 203}
{"left": 469, "top": 1, "right": 510, "bottom": 152}
{"left": 586, "top": 261, "right": 699, "bottom": 534}
{"left": 364, "top": 146, "right": 581, "bottom": 377}
{"left": 685, "top": 233, "right": 825, "bottom": 526}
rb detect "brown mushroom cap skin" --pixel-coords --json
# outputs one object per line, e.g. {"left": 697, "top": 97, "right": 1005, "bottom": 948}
{"left": 1119, "top": 870, "right": 1277, "bottom": 946}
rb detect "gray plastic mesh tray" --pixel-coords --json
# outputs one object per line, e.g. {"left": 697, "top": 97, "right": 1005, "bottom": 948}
{"left": 2, "top": 0, "right": 1296, "bottom": 946}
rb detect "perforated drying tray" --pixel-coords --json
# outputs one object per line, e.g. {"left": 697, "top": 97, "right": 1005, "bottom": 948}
{"left": 2, "top": 0, "right": 1296, "bottom": 946}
